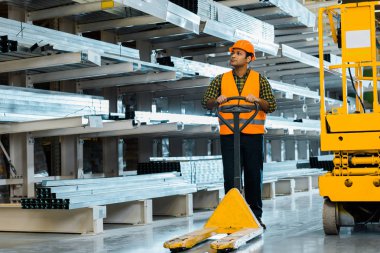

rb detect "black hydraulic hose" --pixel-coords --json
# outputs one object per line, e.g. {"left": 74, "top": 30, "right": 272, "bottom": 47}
{"left": 347, "top": 65, "right": 366, "bottom": 113}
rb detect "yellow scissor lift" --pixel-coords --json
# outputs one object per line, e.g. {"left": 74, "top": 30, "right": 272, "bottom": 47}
{"left": 164, "top": 97, "right": 263, "bottom": 252}
{"left": 318, "top": 1, "right": 380, "bottom": 234}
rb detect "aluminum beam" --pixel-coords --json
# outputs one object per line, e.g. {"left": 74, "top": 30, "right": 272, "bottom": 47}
{"left": 106, "top": 0, "right": 200, "bottom": 34}
{"left": 152, "top": 36, "right": 224, "bottom": 50}
{"left": 67, "top": 185, "right": 195, "bottom": 209}
{"left": 281, "top": 44, "right": 342, "bottom": 77}
{"left": 27, "top": 2, "right": 105, "bottom": 21}
{"left": 28, "top": 62, "right": 134, "bottom": 84}
{"left": 244, "top": 7, "right": 283, "bottom": 18}
{"left": 22, "top": 173, "right": 196, "bottom": 210}
{"left": 221, "top": 0, "right": 315, "bottom": 27}
{"left": 181, "top": 46, "right": 231, "bottom": 57}
{"left": 134, "top": 112, "right": 321, "bottom": 133}
{"left": 179, "top": 125, "right": 219, "bottom": 136}
{"left": 265, "top": 17, "right": 300, "bottom": 26}
{"left": 166, "top": 1, "right": 200, "bottom": 34}
{"left": 43, "top": 173, "right": 180, "bottom": 187}
{"left": 253, "top": 57, "right": 293, "bottom": 66}
{"left": 267, "top": 0, "right": 316, "bottom": 27}
{"left": 207, "top": 54, "right": 231, "bottom": 64}
{"left": 219, "top": 0, "right": 261, "bottom": 7}
{"left": 282, "top": 44, "right": 327, "bottom": 69}
{"left": 199, "top": 0, "right": 278, "bottom": 55}
{"left": 285, "top": 40, "right": 319, "bottom": 49}
{"left": 118, "top": 77, "right": 210, "bottom": 93}
{"left": 255, "top": 62, "right": 308, "bottom": 72}
{"left": 73, "top": 0, "right": 126, "bottom": 17}
{"left": 0, "top": 117, "right": 90, "bottom": 134}
{"left": 267, "top": 67, "right": 320, "bottom": 78}
{"left": 77, "top": 15, "right": 163, "bottom": 33}
{"left": 275, "top": 27, "right": 315, "bottom": 36}
{"left": 305, "top": 1, "right": 336, "bottom": 10}
{"left": 81, "top": 122, "right": 182, "bottom": 138}
{"left": 0, "top": 85, "right": 109, "bottom": 122}
{"left": 300, "top": 45, "right": 339, "bottom": 55}
{"left": 170, "top": 56, "right": 229, "bottom": 77}
{"left": 275, "top": 32, "right": 319, "bottom": 43}
{"left": 78, "top": 71, "right": 178, "bottom": 90}
{"left": 117, "top": 26, "right": 191, "bottom": 42}
{"left": 0, "top": 17, "right": 140, "bottom": 60}
{"left": 31, "top": 120, "right": 135, "bottom": 138}
{"left": 0, "top": 52, "right": 100, "bottom": 74}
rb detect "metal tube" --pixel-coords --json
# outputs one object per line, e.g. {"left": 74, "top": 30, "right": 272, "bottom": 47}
{"left": 351, "top": 156, "right": 380, "bottom": 166}
{"left": 233, "top": 112, "right": 241, "bottom": 190}
{"left": 345, "top": 168, "right": 380, "bottom": 176}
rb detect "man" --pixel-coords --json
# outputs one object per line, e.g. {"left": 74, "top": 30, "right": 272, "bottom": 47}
{"left": 202, "top": 40, "right": 277, "bottom": 229}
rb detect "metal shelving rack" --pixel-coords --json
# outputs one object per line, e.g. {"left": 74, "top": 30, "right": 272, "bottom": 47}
{"left": 0, "top": 0, "right": 338, "bottom": 201}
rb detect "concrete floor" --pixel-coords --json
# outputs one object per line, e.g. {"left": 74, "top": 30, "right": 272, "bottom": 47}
{"left": 1, "top": 190, "right": 380, "bottom": 253}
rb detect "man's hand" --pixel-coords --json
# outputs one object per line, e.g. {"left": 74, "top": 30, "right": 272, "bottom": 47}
{"left": 216, "top": 95, "right": 228, "bottom": 104}
{"left": 245, "top": 94, "right": 259, "bottom": 103}
{"left": 246, "top": 94, "right": 270, "bottom": 112}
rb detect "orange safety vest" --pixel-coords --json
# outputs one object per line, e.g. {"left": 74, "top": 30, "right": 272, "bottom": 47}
{"left": 219, "top": 70, "right": 266, "bottom": 135}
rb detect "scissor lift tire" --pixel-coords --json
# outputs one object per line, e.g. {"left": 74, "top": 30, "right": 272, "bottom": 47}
{"left": 323, "top": 198, "right": 340, "bottom": 235}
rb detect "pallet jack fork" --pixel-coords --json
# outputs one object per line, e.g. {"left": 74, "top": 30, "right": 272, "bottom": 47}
{"left": 164, "top": 96, "right": 264, "bottom": 252}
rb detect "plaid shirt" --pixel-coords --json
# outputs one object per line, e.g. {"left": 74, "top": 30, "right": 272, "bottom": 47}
{"left": 202, "top": 69, "right": 277, "bottom": 113}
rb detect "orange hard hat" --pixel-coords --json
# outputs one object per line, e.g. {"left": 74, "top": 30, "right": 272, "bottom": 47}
{"left": 229, "top": 40, "right": 255, "bottom": 60}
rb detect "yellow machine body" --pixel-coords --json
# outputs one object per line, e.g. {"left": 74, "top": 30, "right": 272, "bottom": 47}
{"left": 319, "top": 174, "right": 380, "bottom": 201}
{"left": 318, "top": 2, "right": 380, "bottom": 235}
{"left": 163, "top": 188, "right": 263, "bottom": 251}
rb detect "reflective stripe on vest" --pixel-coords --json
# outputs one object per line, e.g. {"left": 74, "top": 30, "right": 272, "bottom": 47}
{"left": 219, "top": 70, "right": 266, "bottom": 135}
{"left": 219, "top": 118, "right": 266, "bottom": 126}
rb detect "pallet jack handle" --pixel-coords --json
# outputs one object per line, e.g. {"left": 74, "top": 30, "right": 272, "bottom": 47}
{"left": 215, "top": 96, "right": 260, "bottom": 192}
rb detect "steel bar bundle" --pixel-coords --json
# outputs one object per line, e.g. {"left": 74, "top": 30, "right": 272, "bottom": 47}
{"left": 0, "top": 84, "right": 109, "bottom": 122}
{"left": 21, "top": 173, "right": 196, "bottom": 209}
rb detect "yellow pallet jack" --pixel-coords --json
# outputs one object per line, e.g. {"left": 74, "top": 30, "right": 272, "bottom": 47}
{"left": 164, "top": 96, "right": 264, "bottom": 252}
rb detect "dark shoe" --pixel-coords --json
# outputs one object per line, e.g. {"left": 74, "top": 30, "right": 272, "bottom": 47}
{"left": 257, "top": 218, "right": 266, "bottom": 230}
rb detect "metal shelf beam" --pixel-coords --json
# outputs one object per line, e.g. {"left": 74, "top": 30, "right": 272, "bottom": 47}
{"left": 27, "top": 2, "right": 105, "bottom": 21}
{"left": 31, "top": 120, "right": 135, "bottom": 138}
{"left": 0, "top": 116, "right": 91, "bottom": 134}
{"left": 77, "top": 15, "right": 163, "bottom": 33}
{"left": 118, "top": 26, "right": 190, "bottom": 42}
{"left": 78, "top": 71, "right": 178, "bottom": 90}
{"left": 29, "top": 62, "right": 134, "bottom": 84}
{"left": 0, "top": 17, "right": 140, "bottom": 60}
{"left": 81, "top": 122, "right": 181, "bottom": 138}
{"left": 0, "top": 51, "right": 100, "bottom": 74}
{"left": 117, "top": 77, "right": 210, "bottom": 93}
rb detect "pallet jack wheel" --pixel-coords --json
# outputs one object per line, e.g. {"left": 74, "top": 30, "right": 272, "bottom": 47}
{"left": 169, "top": 248, "right": 186, "bottom": 253}
{"left": 216, "top": 249, "right": 233, "bottom": 253}
{"left": 323, "top": 198, "right": 340, "bottom": 235}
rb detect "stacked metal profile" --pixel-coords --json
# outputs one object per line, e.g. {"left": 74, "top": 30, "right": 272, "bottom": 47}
{"left": 0, "top": 84, "right": 109, "bottom": 122}
{"left": 263, "top": 161, "right": 323, "bottom": 179}
{"left": 180, "top": 159, "right": 224, "bottom": 186}
{"left": 21, "top": 173, "right": 196, "bottom": 209}
{"left": 150, "top": 156, "right": 224, "bottom": 186}
{"left": 134, "top": 111, "right": 321, "bottom": 135}
{"left": 170, "top": 56, "right": 229, "bottom": 77}
{"left": 151, "top": 156, "right": 323, "bottom": 187}
{"left": 197, "top": 0, "right": 279, "bottom": 55}
{"left": 0, "top": 17, "right": 139, "bottom": 60}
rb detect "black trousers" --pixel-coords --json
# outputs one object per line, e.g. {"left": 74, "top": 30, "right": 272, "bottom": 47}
{"left": 220, "top": 133, "right": 264, "bottom": 218}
